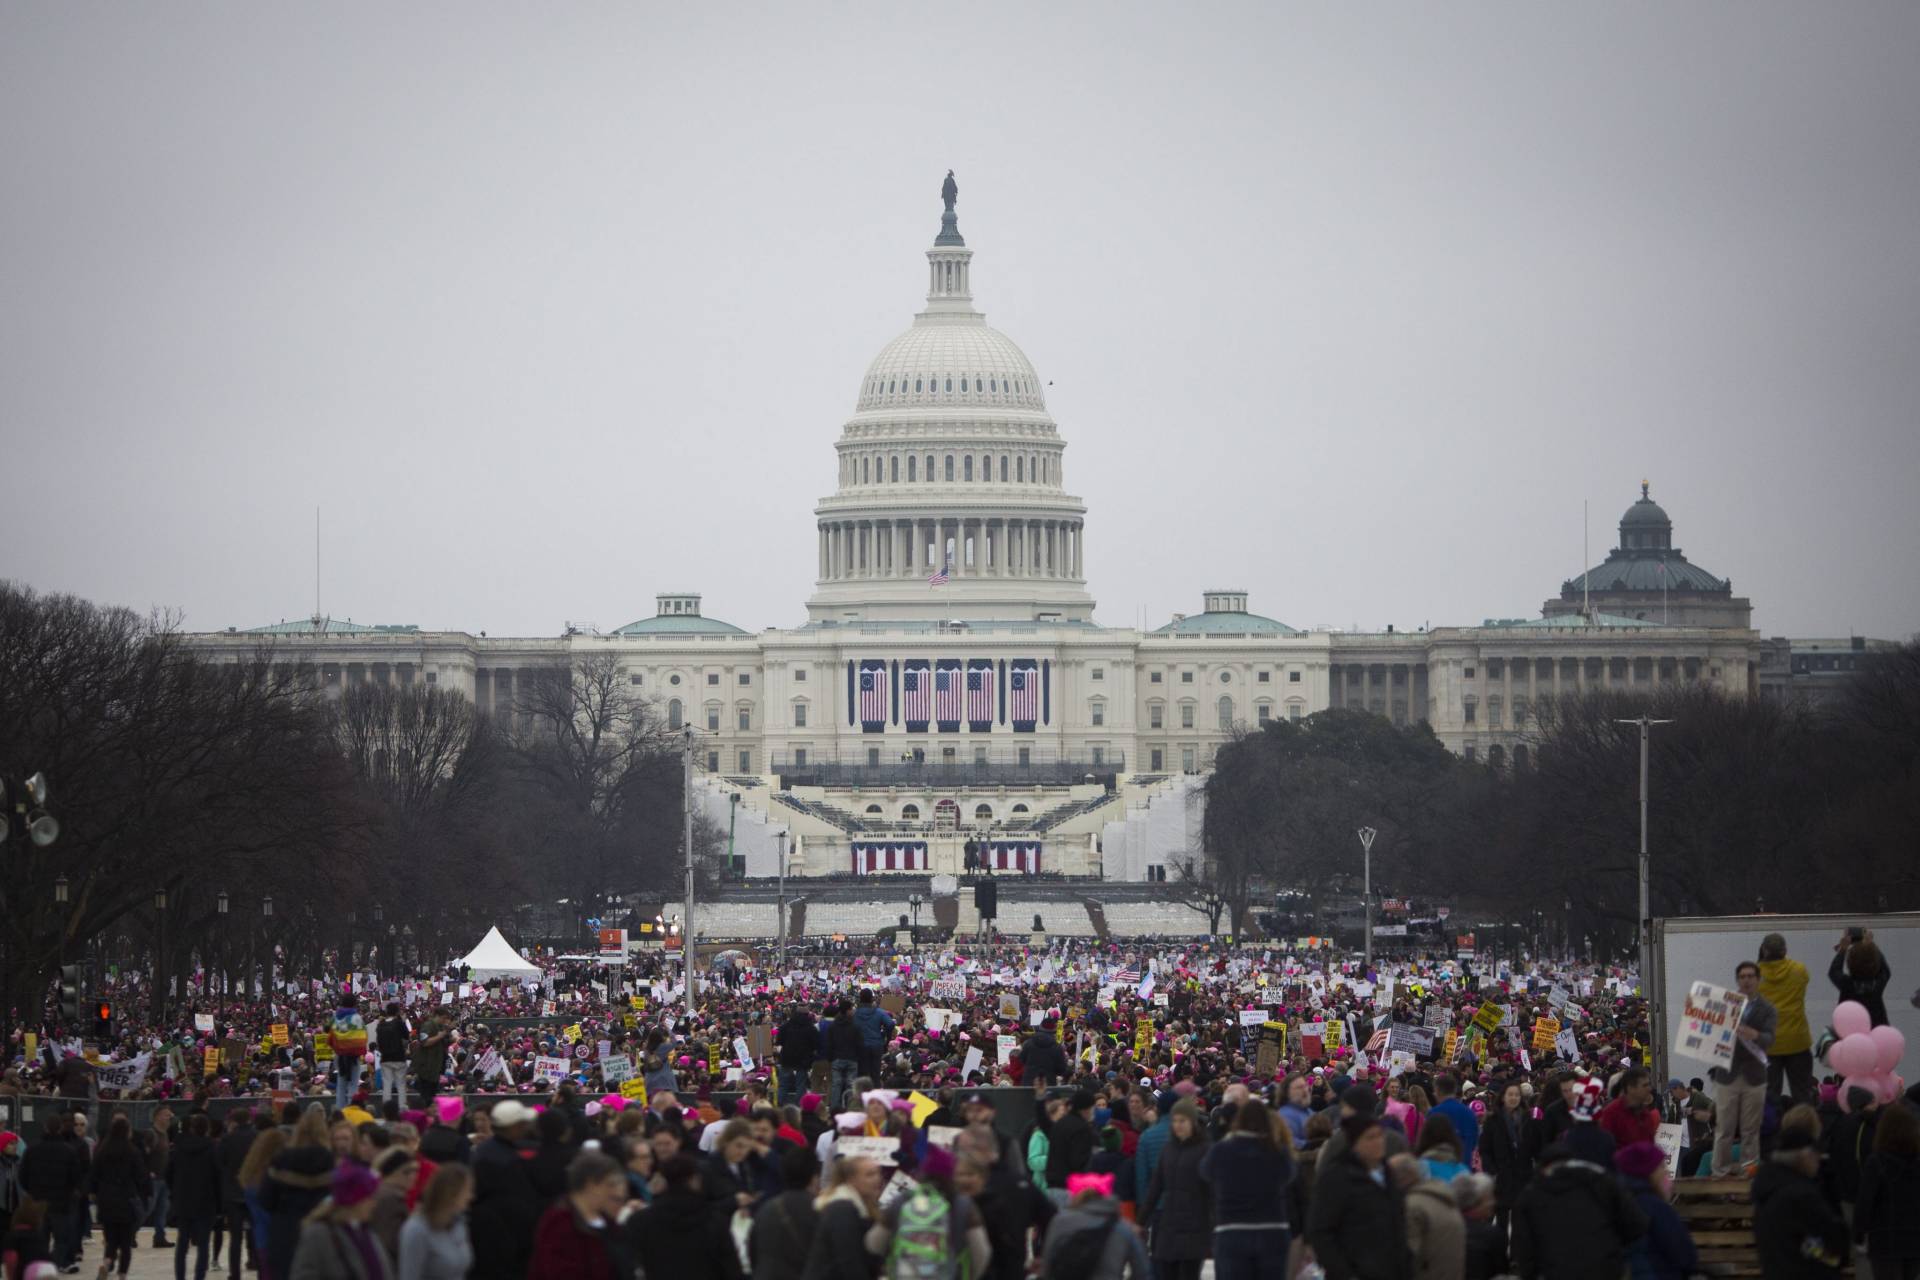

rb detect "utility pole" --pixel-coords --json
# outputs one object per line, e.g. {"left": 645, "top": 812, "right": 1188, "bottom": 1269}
{"left": 776, "top": 830, "right": 789, "bottom": 969}
{"left": 682, "top": 727, "right": 697, "bottom": 1021}
{"left": 1357, "top": 826, "right": 1377, "bottom": 970}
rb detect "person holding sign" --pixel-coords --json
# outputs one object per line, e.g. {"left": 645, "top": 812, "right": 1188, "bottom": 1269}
{"left": 1711, "top": 962, "right": 1777, "bottom": 1178}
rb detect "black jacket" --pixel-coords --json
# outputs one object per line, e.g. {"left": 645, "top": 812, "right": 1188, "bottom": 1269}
{"left": 87, "top": 1143, "right": 150, "bottom": 1226}
{"left": 1040, "top": 1109, "right": 1094, "bottom": 1189}
{"left": 1828, "top": 1109, "right": 1877, "bottom": 1205}
{"left": 19, "top": 1135, "right": 85, "bottom": 1209}
{"left": 629, "top": 1186, "right": 731, "bottom": 1280}
{"left": 748, "top": 1188, "right": 817, "bottom": 1280}
{"left": 1476, "top": 1107, "right": 1533, "bottom": 1209}
{"left": 1830, "top": 951, "right": 1891, "bottom": 1028}
{"left": 973, "top": 1161, "right": 1054, "bottom": 1280}
{"left": 469, "top": 1137, "right": 543, "bottom": 1280}
{"left": 417, "top": 1123, "right": 471, "bottom": 1166}
{"left": 800, "top": 1194, "right": 876, "bottom": 1280}
{"left": 215, "top": 1126, "right": 257, "bottom": 1208}
{"left": 1510, "top": 1158, "right": 1645, "bottom": 1280}
{"left": 1753, "top": 1161, "right": 1849, "bottom": 1277}
{"left": 167, "top": 1132, "right": 222, "bottom": 1220}
{"left": 1019, "top": 1031, "right": 1070, "bottom": 1085}
{"left": 1306, "top": 1151, "right": 1412, "bottom": 1280}
{"left": 1854, "top": 1151, "right": 1920, "bottom": 1260}
{"left": 1198, "top": 1131, "right": 1292, "bottom": 1227}
{"left": 1144, "top": 1134, "right": 1212, "bottom": 1261}
{"left": 778, "top": 1016, "right": 820, "bottom": 1070}
{"left": 261, "top": 1146, "right": 335, "bottom": 1280}
{"left": 824, "top": 1016, "right": 864, "bottom": 1064}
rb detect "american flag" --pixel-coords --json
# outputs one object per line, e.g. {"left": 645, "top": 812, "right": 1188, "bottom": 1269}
{"left": 1009, "top": 667, "right": 1038, "bottom": 722}
{"left": 1114, "top": 967, "right": 1141, "bottom": 985}
{"left": 1365, "top": 1028, "right": 1390, "bottom": 1053}
{"left": 902, "top": 667, "right": 929, "bottom": 724}
{"left": 967, "top": 667, "right": 994, "bottom": 723}
{"left": 858, "top": 668, "right": 886, "bottom": 724}
{"left": 928, "top": 558, "right": 950, "bottom": 586}
{"left": 934, "top": 668, "right": 963, "bottom": 723}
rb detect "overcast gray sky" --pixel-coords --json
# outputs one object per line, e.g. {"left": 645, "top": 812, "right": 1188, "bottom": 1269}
{"left": 5, "top": 3, "right": 1917, "bottom": 640}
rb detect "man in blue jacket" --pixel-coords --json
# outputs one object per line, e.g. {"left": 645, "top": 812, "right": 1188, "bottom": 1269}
{"left": 851, "top": 989, "right": 895, "bottom": 1080}
{"left": 1133, "top": 1087, "right": 1172, "bottom": 1218}
{"left": 1430, "top": 1072, "right": 1480, "bottom": 1160}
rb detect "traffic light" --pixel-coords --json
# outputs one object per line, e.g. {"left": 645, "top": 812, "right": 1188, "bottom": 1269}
{"left": 92, "top": 1000, "right": 114, "bottom": 1040}
{"left": 58, "top": 964, "right": 83, "bottom": 1026}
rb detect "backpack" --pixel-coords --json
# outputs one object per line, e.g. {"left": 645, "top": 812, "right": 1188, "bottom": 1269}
{"left": 1048, "top": 1215, "right": 1120, "bottom": 1280}
{"left": 886, "top": 1182, "right": 960, "bottom": 1280}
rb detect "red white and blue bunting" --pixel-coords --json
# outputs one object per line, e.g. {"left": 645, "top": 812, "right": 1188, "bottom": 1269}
{"left": 988, "top": 841, "right": 1042, "bottom": 873}
{"left": 852, "top": 842, "right": 930, "bottom": 873}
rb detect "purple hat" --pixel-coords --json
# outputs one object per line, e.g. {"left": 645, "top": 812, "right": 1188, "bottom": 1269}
{"left": 330, "top": 1162, "right": 380, "bottom": 1208}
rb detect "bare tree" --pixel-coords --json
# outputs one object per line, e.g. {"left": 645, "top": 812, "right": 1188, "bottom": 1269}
{"left": 1168, "top": 853, "right": 1233, "bottom": 936}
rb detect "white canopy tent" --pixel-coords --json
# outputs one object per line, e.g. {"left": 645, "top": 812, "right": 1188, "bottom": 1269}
{"left": 458, "top": 926, "right": 540, "bottom": 981}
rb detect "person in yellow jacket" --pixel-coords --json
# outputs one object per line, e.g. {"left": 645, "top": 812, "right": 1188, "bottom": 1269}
{"left": 1758, "top": 933, "right": 1816, "bottom": 1104}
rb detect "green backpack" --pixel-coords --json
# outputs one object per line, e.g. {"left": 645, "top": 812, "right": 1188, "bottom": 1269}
{"left": 887, "top": 1182, "right": 962, "bottom": 1280}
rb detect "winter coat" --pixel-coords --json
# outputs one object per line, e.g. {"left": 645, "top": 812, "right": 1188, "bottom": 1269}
{"left": 1476, "top": 1108, "right": 1532, "bottom": 1209}
{"left": 1307, "top": 1151, "right": 1412, "bottom": 1280}
{"left": 1830, "top": 950, "right": 1892, "bottom": 1029}
{"left": 18, "top": 1135, "right": 85, "bottom": 1209}
{"left": 1828, "top": 1108, "right": 1876, "bottom": 1205}
{"left": 1403, "top": 1179, "right": 1466, "bottom": 1280}
{"left": 799, "top": 1186, "right": 876, "bottom": 1280}
{"left": 1854, "top": 1150, "right": 1920, "bottom": 1261}
{"left": 1018, "top": 1031, "right": 1069, "bottom": 1085}
{"left": 468, "top": 1137, "right": 543, "bottom": 1280}
{"left": 1461, "top": 1217, "right": 1507, "bottom": 1280}
{"left": 629, "top": 1187, "right": 730, "bottom": 1280}
{"left": 973, "top": 1160, "right": 1054, "bottom": 1280}
{"left": 527, "top": 1140, "right": 573, "bottom": 1205}
{"left": 216, "top": 1125, "right": 258, "bottom": 1209}
{"left": 1429, "top": 1099, "right": 1479, "bottom": 1160}
{"left": 415, "top": 1125, "right": 469, "bottom": 1167}
{"left": 529, "top": 1201, "right": 631, "bottom": 1280}
{"left": 1510, "top": 1158, "right": 1646, "bottom": 1280}
{"left": 824, "top": 1017, "right": 864, "bottom": 1064}
{"left": 851, "top": 1004, "right": 894, "bottom": 1051}
{"left": 1758, "top": 957, "right": 1813, "bottom": 1056}
{"left": 263, "top": 1146, "right": 337, "bottom": 1280}
{"left": 1198, "top": 1131, "right": 1293, "bottom": 1227}
{"left": 1038, "top": 1197, "right": 1152, "bottom": 1280}
{"left": 395, "top": 1216, "right": 470, "bottom": 1280}
{"left": 1752, "top": 1160, "right": 1849, "bottom": 1278}
{"left": 1133, "top": 1115, "right": 1170, "bottom": 1208}
{"left": 87, "top": 1143, "right": 151, "bottom": 1227}
{"left": 287, "top": 1220, "right": 392, "bottom": 1280}
{"left": 1041, "top": 1110, "right": 1095, "bottom": 1191}
{"left": 168, "top": 1132, "right": 224, "bottom": 1221}
{"left": 1623, "top": 1176, "right": 1697, "bottom": 1280}
{"left": 748, "top": 1188, "right": 817, "bottom": 1280}
{"left": 1143, "top": 1133, "right": 1211, "bottom": 1261}
{"left": 1597, "top": 1099, "right": 1662, "bottom": 1151}
{"left": 777, "top": 1016, "right": 820, "bottom": 1070}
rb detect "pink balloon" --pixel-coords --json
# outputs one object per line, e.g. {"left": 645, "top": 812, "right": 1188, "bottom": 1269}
{"left": 1830, "top": 1032, "right": 1877, "bottom": 1078}
{"left": 1834, "top": 1001, "right": 1873, "bottom": 1039}
{"left": 1869, "top": 1024, "right": 1907, "bottom": 1074}
{"left": 1838, "top": 1077, "right": 1865, "bottom": 1112}
{"left": 1876, "top": 1072, "right": 1903, "bottom": 1105}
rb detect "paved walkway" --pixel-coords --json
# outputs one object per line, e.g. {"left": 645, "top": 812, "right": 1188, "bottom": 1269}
{"left": 73, "top": 1234, "right": 252, "bottom": 1280}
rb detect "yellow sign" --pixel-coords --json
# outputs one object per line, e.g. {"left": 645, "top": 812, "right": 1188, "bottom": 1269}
{"left": 620, "top": 1078, "right": 648, "bottom": 1102}
{"left": 23, "top": 1033, "right": 36, "bottom": 1058}
{"left": 1470, "top": 1002, "right": 1504, "bottom": 1034}
{"left": 270, "top": 1024, "right": 290, "bottom": 1047}
{"left": 628, "top": 995, "right": 646, "bottom": 1010}
{"left": 563, "top": 1023, "right": 582, "bottom": 1044}
{"left": 203, "top": 1047, "right": 220, "bottom": 1076}
{"left": 1443, "top": 1028, "right": 1460, "bottom": 1062}
{"left": 907, "top": 1091, "right": 940, "bottom": 1127}
{"left": 315, "top": 1038, "right": 335, "bottom": 1061}
{"left": 1531, "top": 1017, "right": 1560, "bottom": 1053}
{"left": 1324, "top": 1019, "right": 1342, "bottom": 1050}
{"left": 1135, "top": 1020, "right": 1152, "bottom": 1055}
{"left": 622, "top": 1013, "right": 637, "bottom": 1030}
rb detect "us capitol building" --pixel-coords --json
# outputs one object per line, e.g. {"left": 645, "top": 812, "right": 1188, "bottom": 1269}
{"left": 189, "top": 178, "right": 1808, "bottom": 906}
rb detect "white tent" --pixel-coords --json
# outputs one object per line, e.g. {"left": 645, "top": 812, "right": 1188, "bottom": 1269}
{"left": 458, "top": 926, "right": 540, "bottom": 980}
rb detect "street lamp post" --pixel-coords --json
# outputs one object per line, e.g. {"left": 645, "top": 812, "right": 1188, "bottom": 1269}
{"left": 262, "top": 895, "right": 274, "bottom": 1000}
{"left": 372, "top": 904, "right": 384, "bottom": 982}
{"left": 775, "top": 831, "right": 789, "bottom": 969}
{"left": 1614, "top": 714, "right": 1672, "bottom": 1001}
{"left": 1357, "top": 827, "right": 1378, "bottom": 970}
{"left": 908, "top": 893, "right": 924, "bottom": 943}
{"left": 153, "top": 889, "right": 169, "bottom": 1027}
{"left": 216, "top": 890, "right": 229, "bottom": 995}
{"left": 682, "top": 727, "right": 697, "bottom": 1021}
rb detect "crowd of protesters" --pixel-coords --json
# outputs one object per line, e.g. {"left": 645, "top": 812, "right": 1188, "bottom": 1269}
{"left": 0, "top": 924, "right": 1910, "bottom": 1278}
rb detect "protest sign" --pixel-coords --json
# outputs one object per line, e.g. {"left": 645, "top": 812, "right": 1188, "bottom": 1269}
{"left": 926, "top": 1126, "right": 962, "bottom": 1152}
{"left": 929, "top": 976, "right": 968, "bottom": 1003}
{"left": 997, "top": 993, "right": 1021, "bottom": 1020}
{"left": 1423, "top": 1005, "right": 1450, "bottom": 1030}
{"left": 734, "top": 1036, "right": 754, "bottom": 1069}
{"left": 619, "top": 1078, "right": 648, "bottom": 1103}
{"left": 1676, "top": 981, "right": 1746, "bottom": 1068}
{"left": 95, "top": 1055, "right": 151, "bottom": 1091}
{"left": 1388, "top": 1023, "right": 1437, "bottom": 1058}
{"left": 270, "top": 1024, "right": 289, "bottom": 1047}
{"left": 924, "top": 1008, "right": 957, "bottom": 1034}
{"left": 1443, "top": 1028, "right": 1460, "bottom": 1063}
{"left": 1555, "top": 1027, "right": 1580, "bottom": 1061}
{"left": 961, "top": 1046, "right": 984, "bottom": 1082}
{"left": 194, "top": 1013, "right": 215, "bottom": 1034}
{"left": 1470, "top": 1002, "right": 1504, "bottom": 1034}
{"left": 1135, "top": 1020, "right": 1153, "bottom": 1056}
{"left": 1654, "top": 1123, "right": 1686, "bottom": 1177}
{"left": 531, "top": 1055, "right": 570, "bottom": 1084}
{"left": 908, "top": 1091, "right": 940, "bottom": 1126}
{"left": 1531, "top": 1017, "right": 1560, "bottom": 1053}
{"left": 835, "top": 1136, "right": 899, "bottom": 1164}
{"left": 600, "top": 1054, "right": 633, "bottom": 1084}
{"left": 997, "top": 1034, "right": 1018, "bottom": 1065}
{"left": 203, "top": 1048, "right": 220, "bottom": 1077}
{"left": 1238, "top": 1009, "right": 1270, "bottom": 1027}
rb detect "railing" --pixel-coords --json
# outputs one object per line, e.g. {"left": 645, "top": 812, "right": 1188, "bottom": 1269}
{"left": 772, "top": 757, "right": 1122, "bottom": 788}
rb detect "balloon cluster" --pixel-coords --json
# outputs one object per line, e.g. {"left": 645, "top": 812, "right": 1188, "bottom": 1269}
{"left": 1828, "top": 1000, "right": 1904, "bottom": 1110}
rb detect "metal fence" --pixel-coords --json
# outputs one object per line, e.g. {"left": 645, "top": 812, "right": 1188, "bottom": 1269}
{"left": 773, "top": 759, "right": 1122, "bottom": 788}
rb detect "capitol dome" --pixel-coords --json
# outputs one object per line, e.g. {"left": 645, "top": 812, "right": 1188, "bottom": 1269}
{"left": 806, "top": 175, "right": 1094, "bottom": 625}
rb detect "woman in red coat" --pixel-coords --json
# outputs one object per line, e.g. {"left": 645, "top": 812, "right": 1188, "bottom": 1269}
{"left": 529, "top": 1152, "right": 635, "bottom": 1280}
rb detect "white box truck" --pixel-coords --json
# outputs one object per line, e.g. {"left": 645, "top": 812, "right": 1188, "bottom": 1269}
{"left": 1652, "top": 913, "right": 1920, "bottom": 1086}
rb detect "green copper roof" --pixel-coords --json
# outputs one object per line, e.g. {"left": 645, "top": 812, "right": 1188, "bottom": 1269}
{"left": 612, "top": 614, "right": 748, "bottom": 636}
{"left": 1152, "top": 611, "right": 1299, "bottom": 636}
{"left": 244, "top": 616, "right": 419, "bottom": 635}
{"left": 1484, "top": 612, "right": 1665, "bottom": 630}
